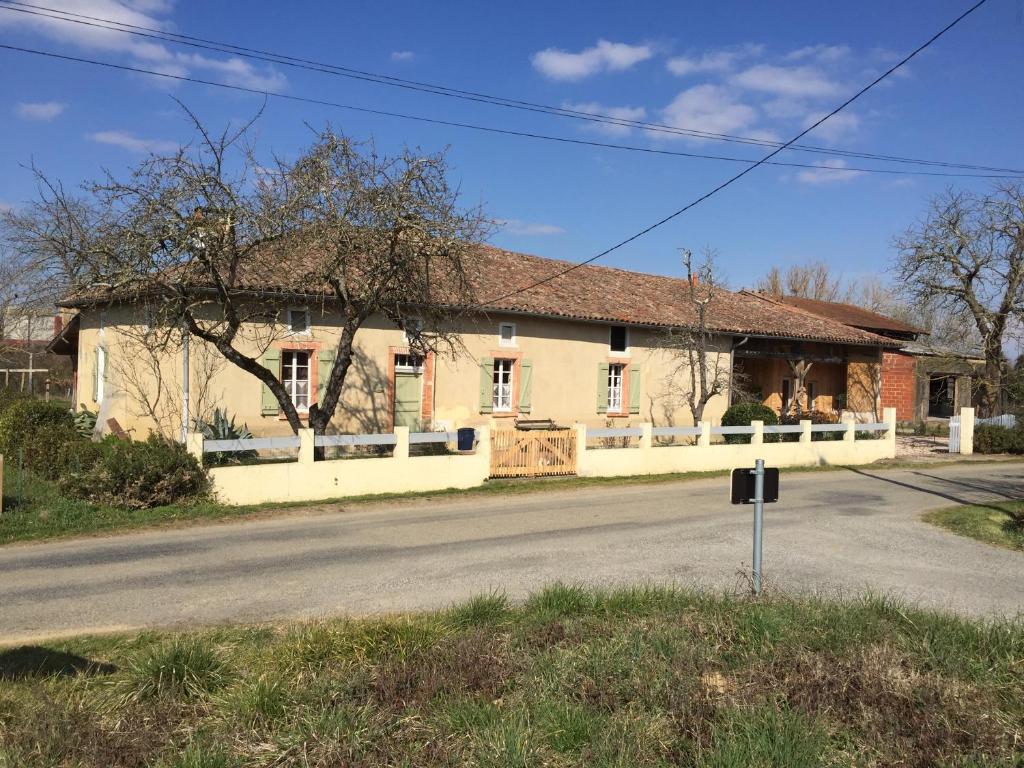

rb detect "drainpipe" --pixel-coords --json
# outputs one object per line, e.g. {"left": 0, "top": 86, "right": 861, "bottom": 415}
{"left": 181, "top": 320, "right": 190, "bottom": 443}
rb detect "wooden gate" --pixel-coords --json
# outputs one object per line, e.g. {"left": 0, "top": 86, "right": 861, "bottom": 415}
{"left": 490, "top": 429, "right": 577, "bottom": 478}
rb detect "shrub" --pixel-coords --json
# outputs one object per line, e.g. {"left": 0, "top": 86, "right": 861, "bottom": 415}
{"left": 0, "top": 398, "right": 85, "bottom": 479}
{"left": 973, "top": 425, "right": 1024, "bottom": 454}
{"left": 721, "top": 402, "right": 780, "bottom": 444}
{"left": 73, "top": 407, "right": 98, "bottom": 438}
{"left": 0, "top": 387, "right": 31, "bottom": 414}
{"left": 59, "top": 434, "right": 209, "bottom": 509}
{"left": 781, "top": 409, "right": 842, "bottom": 441}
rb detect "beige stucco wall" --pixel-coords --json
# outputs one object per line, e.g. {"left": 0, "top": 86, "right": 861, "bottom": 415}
{"left": 75, "top": 304, "right": 730, "bottom": 438}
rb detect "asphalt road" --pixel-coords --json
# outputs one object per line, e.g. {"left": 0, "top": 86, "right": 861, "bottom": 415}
{"left": 2, "top": 463, "right": 1023, "bottom": 643}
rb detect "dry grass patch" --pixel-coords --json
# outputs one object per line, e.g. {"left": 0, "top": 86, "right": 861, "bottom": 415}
{"left": 0, "top": 586, "right": 1021, "bottom": 767}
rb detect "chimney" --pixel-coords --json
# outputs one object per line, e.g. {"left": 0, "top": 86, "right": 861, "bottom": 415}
{"left": 690, "top": 273, "right": 699, "bottom": 287}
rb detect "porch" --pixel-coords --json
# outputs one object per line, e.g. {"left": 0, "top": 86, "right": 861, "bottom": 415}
{"left": 732, "top": 339, "right": 882, "bottom": 419}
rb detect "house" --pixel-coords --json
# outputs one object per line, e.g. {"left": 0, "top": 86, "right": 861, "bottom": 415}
{"left": 51, "top": 246, "right": 900, "bottom": 438}
{"left": 773, "top": 295, "right": 983, "bottom": 423}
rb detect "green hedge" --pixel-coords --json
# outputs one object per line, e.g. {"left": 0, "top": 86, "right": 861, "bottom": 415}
{"left": 0, "top": 398, "right": 84, "bottom": 479}
{"left": 721, "top": 402, "right": 779, "bottom": 444}
{"left": 973, "top": 425, "right": 1024, "bottom": 454}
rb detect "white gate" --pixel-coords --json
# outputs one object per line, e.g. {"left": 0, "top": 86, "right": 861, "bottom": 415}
{"left": 948, "top": 415, "right": 961, "bottom": 454}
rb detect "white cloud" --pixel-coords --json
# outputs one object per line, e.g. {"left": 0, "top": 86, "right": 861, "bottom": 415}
{"left": 731, "top": 64, "right": 839, "bottom": 98}
{"left": 658, "top": 84, "right": 762, "bottom": 140}
{"left": 390, "top": 50, "right": 415, "bottom": 62}
{"left": 785, "top": 44, "right": 850, "bottom": 64}
{"left": 531, "top": 39, "right": 653, "bottom": 81}
{"left": 89, "top": 130, "right": 178, "bottom": 154}
{"left": 665, "top": 43, "right": 762, "bottom": 77}
{"left": 562, "top": 101, "right": 646, "bottom": 137}
{"left": 795, "top": 159, "right": 865, "bottom": 185}
{"left": 0, "top": 0, "right": 286, "bottom": 91}
{"left": 801, "top": 110, "right": 860, "bottom": 142}
{"left": 15, "top": 101, "right": 66, "bottom": 121}
{"left": 497, "top": 218, "right": 565, "bottom": 236}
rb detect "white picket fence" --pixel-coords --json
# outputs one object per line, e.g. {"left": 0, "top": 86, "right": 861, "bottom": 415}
{"left": 976, "top": 414, "right": 1017, "bottom": 429}
{"left": 949, "top": 415, "right": 961, "bottom": 454}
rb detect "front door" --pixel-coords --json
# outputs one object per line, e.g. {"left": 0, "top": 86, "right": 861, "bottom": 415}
{"left": 393, "top": 370, "right": 422, "bottom": 430}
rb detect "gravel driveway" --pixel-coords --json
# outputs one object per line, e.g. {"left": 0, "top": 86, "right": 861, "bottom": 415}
{"left": 1, "top": 462, "right": 1022, "bottom": 643}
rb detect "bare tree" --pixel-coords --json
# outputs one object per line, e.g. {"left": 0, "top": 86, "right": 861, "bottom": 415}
{"left": 894, "top": 184, "right": 1024, "bottom": 416}
{"left": 4, "top": 109, "right": 489, "bottom": 436}
{"left": 756, "top": 261, "right": 843, "bottom": 302}
{"left": 660, "top": 248, "right": 739, "bottom": 424}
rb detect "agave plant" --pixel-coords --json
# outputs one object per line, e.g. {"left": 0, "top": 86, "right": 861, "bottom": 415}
{"left": 193, "top": 408, "right": 257, "bottom": 465}
{"left": 73, "top": 407, "right": 98, "bottom": 438}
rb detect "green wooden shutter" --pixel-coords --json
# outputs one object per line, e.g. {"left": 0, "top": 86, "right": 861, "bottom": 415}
{"left": 479, "top": 356, "right": 494, "bottom": 413}
{"left": 518, "top": 359, "right": 533, "bottom": 414}
{"left": 317, "top": 349, "right": 335, "bottom": 407}
{"left": 629, "top": 364, "right": 641, "bottom": 414}
{"left": 260, "top": 348, "right": 281, "bottom": 415}
{"left": 596, "top": 362, "right": 609, "bottom": 413}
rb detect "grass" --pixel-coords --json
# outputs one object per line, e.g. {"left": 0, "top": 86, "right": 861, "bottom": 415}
{"left": 0, "top": 585, "right": 1021, "bottom": 767}
{"left": 924, "top": 500, "right": 1024, "bottom": 551}
{"left": 4, "top": 456, "right": 1023, "bottom": 546}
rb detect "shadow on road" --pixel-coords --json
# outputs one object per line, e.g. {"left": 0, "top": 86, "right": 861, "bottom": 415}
{"left": 843, "top": 467, "right": 1024, "bottom": 516}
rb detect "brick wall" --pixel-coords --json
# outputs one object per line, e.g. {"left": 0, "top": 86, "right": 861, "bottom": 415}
{"left": 880, "top": 351, "right": 916, "bottom": 422}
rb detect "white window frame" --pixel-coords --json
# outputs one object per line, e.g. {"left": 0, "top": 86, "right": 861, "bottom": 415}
{"left": 282, "top": 349, "right": 312, "bottom": 412}
{"left": 608, "top": 362, "right": 625, "bottom": 414}
{"left": 95, "top": 346, "right": 106, "bottom": 404}
{"left": 394, "top": 352, "right": 423, "bottom": 373}
{"left": 498, "top": 322, "right": 517, "bottom": 348}
{"left": 609, "top": 325, "right": 629, "bottom": 354}
{"left": 287, "top": 307, "right": 311, "bottom": 336}
{"left": 493, "top": 358, "right": 514, "bottom": 413}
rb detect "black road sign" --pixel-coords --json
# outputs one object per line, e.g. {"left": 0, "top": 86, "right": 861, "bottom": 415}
{"left": 730, "top": 467, "right": 779, "bottom": 504}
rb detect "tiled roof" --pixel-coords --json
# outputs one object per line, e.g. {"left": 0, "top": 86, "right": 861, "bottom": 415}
{"left": 59, "top": 242, "right": 899, "bottom": 348}
{"left": 465, "top": 247, "right": 897, "bottom": 346}
{"left": 774, "top": 294, "right": 925, "bottom": 336}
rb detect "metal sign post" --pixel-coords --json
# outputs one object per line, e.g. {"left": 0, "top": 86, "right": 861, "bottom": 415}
{"left": 730, "top": 460, "right": 778, "bottom": 597}
{"left": 752, "top": 458, "right": 764, "bottom": 596}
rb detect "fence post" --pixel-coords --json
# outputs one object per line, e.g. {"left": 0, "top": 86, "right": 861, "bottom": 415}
{"left": 843, "top": 417, "right": 856, "bottom": 443}
{"left": 185, "top": 432, "right": 205, "bottom": 461}
{"left": 573, "top": 423, "right": 587, "bottom": 456}
{"left": 297, "top": 428, "right": 315, "bottom": 464}
{"left": 799, "top": 419, "right": 812, "bottom": 444}
{"left": 639, "top": 422, "right": 653, "bottom": 450}
{"left": 958, "top": 407, "right": 974, "bottom": 456}
{"left": 393, "top": 426, "right": 410, "bottom": 460}
{"left": 698, "top": 421, "right": 711, "bottom": 448}
{"left": 751, "top": 419, "right": 764, "bottom": 446}
{"left": 474, "top": 424, "right": 491, "bottom": 475}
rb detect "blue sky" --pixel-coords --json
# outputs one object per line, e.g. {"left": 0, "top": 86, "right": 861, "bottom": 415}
{"left": 1, "top": 0, "right": 1022, "bottom": 290}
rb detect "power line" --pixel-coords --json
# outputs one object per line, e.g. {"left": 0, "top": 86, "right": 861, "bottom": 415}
{"left": 477, "top": 0, "right": 992, "bottom": 309}
{"left": 0, "top": 0, "right": 1019, "bottom": 176}
{"left": 0, "top": 42, "right": 1019, "bottom": 182}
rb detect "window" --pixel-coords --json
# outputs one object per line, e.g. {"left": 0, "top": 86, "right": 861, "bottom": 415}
{"left": 498, "top": 322, "right": 517, "bottom": 347}
{"left": 287, "top": 308, "right": 310, "bottom": 335}
{"left": 493, "top": 358, "right": 514, "bottom": 412}
{"left": 282, "top": 350, "right": 311, "bottom": 411}
{"left": 806, "top": 382, "right": 816, "bottom": 411}
{"left": 781, "top": 378, "right": 793, "bottom": 412}
{"left": 394, "top": 353, "right": 423, "bottom": 372}
{"left": 608, "top": 363, "right": 625, "bottom": 413}
{"left": 609, "top": 325, "right": 628, "bottom": 353}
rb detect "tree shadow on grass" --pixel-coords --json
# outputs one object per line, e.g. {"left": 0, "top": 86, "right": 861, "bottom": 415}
{"left": 0, "top": 645, "right": 117, "bottom": 681}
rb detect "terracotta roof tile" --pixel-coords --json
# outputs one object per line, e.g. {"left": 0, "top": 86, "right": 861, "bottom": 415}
{"left": 775, "top": 294, "right": 924, "bottom": 336}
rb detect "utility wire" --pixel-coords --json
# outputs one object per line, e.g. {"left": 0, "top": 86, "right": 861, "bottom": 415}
{"left": 476, "top": 0, "right": 991, "bottom": 309}
{"left": 0, "top": 0, "right": 1019, "bottom": 176}
{"left": 0, "top": 42, "right": 1019, "bottom": 182}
